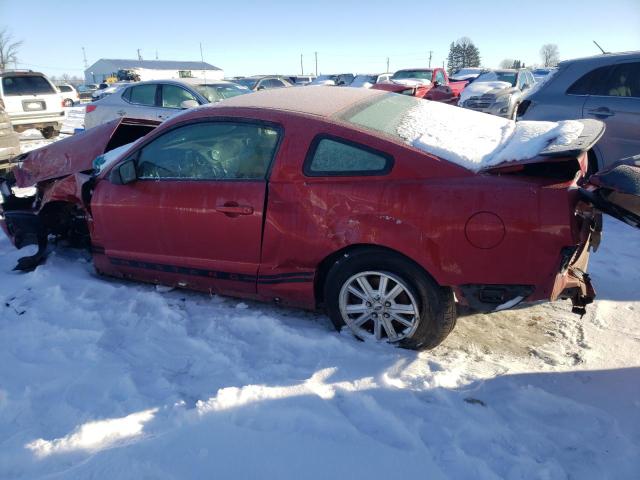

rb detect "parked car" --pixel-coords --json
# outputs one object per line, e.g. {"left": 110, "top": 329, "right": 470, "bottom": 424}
{"left": 518, "top": 52, "right": 639, "bottom": 171}
{"left": 2, "top": 88, "right": 638, "bottom": 350}
{"left": 459, "top": 68, "right": 535, "bottom": 119}
{"left": 450, "top": 67, "right": 484, "bottom": 82}
{"left": 92, "top": 82, "right": 129, "bottom": 102}
{"left": 286, "top": 75, "right": 317, "bottom": 86}
{"left": 77, "top": 84, "right": 98, "bottom": 103}
{"left": 372, "top": 68, "right": 468, "bottom": 104}
{"left": 349, "top": 73, "right": 393, "bottom": 88}
{"left": 57, "top": 83, "right": 80, "bottom": 106}
{"left": 84, "top": 79, "right": 249, "bottom": 130}
{"left": 308, "top": 74, "right": 355, "bottom": 86}
{"left": 234, "top": 76, "right": 293, "bottom": 91}
{"left": 0, "top": 71, "right": 65, "bottom": 139}
{"left": 0, "top": 103, "right": 20, "bottom": 171}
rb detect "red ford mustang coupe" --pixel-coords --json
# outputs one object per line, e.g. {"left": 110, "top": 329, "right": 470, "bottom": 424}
{"left": 1, "top": 87, "right": 638, "bottom": 349}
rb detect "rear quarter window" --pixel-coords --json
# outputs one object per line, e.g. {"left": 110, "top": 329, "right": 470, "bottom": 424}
{"left": 1, "top": 75, "right": 56, "bottom": 96}
{"left": 304, "top": 136, "right": 393, "bottom": 176}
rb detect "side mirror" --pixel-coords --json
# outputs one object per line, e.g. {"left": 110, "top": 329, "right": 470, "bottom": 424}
{"left": 257, "top": 85, "right": 266, "bottom": 90}
{"left": 180, "top": 99, "right": 199, "bottom": 109}
{"left": 522, "top": 83, "right": 530, "bottom": 90}
{"left": 109, "top": 158, "right": 137, "bottom": 185}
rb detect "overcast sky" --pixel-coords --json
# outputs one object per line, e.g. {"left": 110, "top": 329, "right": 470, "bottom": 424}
{"left": 2, "top": 0, "right": 639, "bottom": 78}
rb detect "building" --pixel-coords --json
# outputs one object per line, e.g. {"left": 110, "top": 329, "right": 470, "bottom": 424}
{"left": 84, "top": 59, "right": 223, "bottom": 84}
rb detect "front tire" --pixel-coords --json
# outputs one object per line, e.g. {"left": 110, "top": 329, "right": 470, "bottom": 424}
{"left": 324, "top": 249, "right": 456, "bottom": 350}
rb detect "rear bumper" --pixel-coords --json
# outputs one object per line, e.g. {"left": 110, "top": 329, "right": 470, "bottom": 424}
{"left": 9, "top": 111, "right": 65, "bottom": 130}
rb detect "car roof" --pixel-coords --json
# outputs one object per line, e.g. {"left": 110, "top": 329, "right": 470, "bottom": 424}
{"left": 0, "top": 70, "right": 47, "bottom": 77}
{"left": 559, "top": 50, "right": 640, "bottom": 66}
{"left": 212, "top": 86, "right": 386, "bottom": 117}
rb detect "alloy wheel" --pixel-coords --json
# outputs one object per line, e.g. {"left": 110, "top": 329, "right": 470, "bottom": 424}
{"left": 338, "top": 271, "right": 420, "bottom": 342}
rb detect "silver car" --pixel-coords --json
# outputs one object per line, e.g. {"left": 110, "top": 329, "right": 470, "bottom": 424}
{"left": 459, "top": 69, "right": 535, "bottom": 119}
{"left": 518, "top": 51, "right": 640, "bottom": 170}
{"left": 84, "top": 79, "right": 250, "bottom": 130}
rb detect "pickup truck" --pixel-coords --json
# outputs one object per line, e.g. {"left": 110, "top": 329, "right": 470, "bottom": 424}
{"left": 371, "top": 68, "right": 468, "bottom": 104}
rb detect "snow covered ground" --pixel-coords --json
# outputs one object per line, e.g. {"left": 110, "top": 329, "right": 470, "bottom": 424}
{"left": 2, "top": 123, "right": 639, "bottom": 480}
{"left": 0, "top": 221, "right": 638, "bottom": 479}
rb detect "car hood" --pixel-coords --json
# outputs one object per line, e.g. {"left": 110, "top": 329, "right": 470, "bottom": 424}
{"left": 13, "top": 118, "right": 130, "bottom": 187}
{"left": 459, "top": 81, "right": 514, "bottom": 104}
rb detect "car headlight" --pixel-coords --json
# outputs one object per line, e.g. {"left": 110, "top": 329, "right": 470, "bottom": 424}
{"left": 492, "top": 97, "right": 509, "bottom": 107}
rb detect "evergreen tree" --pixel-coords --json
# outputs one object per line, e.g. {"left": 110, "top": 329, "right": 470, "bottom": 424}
{"left": 446, "top": 37, "right": 481, "bottom": 75}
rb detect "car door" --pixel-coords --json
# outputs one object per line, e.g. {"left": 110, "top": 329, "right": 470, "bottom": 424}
{"left": 90, "top": 120, "right": 282, "bottom": 295}
{"left": 582, "top": 61, "right": 640, "bottom": 168}
{"left": 158, "top": 84, "right": 202, "bottom": 121}
{"left": 425, "top": 70, "right": 455, "bottom": 103}
{"left": 118, "top": 83, "right": 165, "bottom": 122}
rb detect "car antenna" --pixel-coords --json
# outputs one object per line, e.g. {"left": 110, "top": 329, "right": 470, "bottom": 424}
{"left": 200, "top": 42, "right": 207, "bottom": 84}
{"left": 593, "top": 40, "right": 608, "bottom": 54}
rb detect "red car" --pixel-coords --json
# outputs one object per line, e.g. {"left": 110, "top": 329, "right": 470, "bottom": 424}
{"left": 372, "top": 67, "right": 468, "bottom": 104}
{"left": 1, "top": 87, "right": 638, "bottom": 349}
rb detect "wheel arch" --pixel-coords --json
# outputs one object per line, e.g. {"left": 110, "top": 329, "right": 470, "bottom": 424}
{"left": 314, "top": 243, "right": 442, "bottom": 307}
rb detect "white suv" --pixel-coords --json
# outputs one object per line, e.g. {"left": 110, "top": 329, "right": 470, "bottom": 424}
{"left": 0, "top": 71, "right": 65, "bottom": 139}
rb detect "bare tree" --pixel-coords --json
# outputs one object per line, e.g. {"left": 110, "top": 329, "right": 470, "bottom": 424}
{"left": 540, "top": 44, "right": 559, "bottom": 67}
{"left": 0, "top": 27, "right": 23, "bottom": 72}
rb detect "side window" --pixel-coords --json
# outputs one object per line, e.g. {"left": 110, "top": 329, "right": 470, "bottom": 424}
{"left": 305, "top": 137, "right": 392, "bottom": 176}
{"left": 567, "top": 66, "right": 611, "bottom": 95}
{"left": 161, "top": 84, "right": 198, "bottom": 108}
{"left": 129, "top": 84, "right": 157, "bottom": 105}
{"left": 270, "top": 79, "right": 285, "bottom": 88}
{"left": 435, "top": 70, "right": 446, "bottom": 85}
{"left": 136, "top": 122, "right": 280, "bottom": 180}
{"left": 601, "top": 62, "right": 639, "bottom": 98}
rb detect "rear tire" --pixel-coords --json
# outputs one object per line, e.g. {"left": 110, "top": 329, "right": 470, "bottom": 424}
{"left": 40, "top": 127, "right": 59, "bottom": 139}
{"left": 324, "top": 249, "right": 456, "bottom": 350}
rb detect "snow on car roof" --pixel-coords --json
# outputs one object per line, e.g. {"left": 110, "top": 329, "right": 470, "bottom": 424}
{"left": 215, "top": 85, "right": 387, "bottom": 117}
{"left": 397, "top": 101, "right": 584, "bottom": 171}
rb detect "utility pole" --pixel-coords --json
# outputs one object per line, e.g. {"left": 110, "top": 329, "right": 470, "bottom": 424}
{"left": 200, "top": 42, "right": 206, "bottom": 83}
{"left": 300, "top": 53, "right": 304, "bottom": 75}
{"left": 155, "top": 50, "right": 158, "bottom": 60}
{"left": 314, "top": 51, "right": 318, "bottom": 76}
{"left": 82, "top": 47, "right": 88, "bottom": 69}
{"left": 386, "top": 57, "right": 390, "bottom": 72}
{"left": 428, "top": 50, "right": 433, "bottom": 68}
{"left": 137, "top": 49, "right": 142, "bottom": 61}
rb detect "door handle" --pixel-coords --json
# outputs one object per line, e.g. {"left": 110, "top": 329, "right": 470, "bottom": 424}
{"left": 587, "top": 108, "right": 615, "bottom": 118}
{"left": 216, "top": 203, "right": 254, "bottom": 216}
{"left": 116, "top": 110, "right": 126, "bottom": 116}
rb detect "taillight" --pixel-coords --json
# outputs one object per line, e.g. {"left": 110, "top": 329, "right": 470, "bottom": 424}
{"left": 86, "top": 105, "right": 97, "bottom": 113}
{"left": 61, "top": 99, "right": 65, "bottom": 108}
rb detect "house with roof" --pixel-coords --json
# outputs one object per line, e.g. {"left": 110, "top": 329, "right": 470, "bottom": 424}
{"left": 84, "top": 59, "right": 223, "bottom": 84}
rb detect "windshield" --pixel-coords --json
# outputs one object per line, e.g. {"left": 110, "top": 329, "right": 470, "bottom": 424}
{"left": 391, "top": 70, "right": 433, "bottom": 81}
{"left": 350, "top": 75, "right": 377, "bottom": 87}
{"left": 194, "top": 83, "right": 250, "bottom": 102}
{"left": 234, "top": 78, "right": 258, "bottom": 89}
{"left": 1, "top": 75, "right": 55, "bottom": 96}
{"left": 475, "top": 71, "right": 517, "bottom": 86}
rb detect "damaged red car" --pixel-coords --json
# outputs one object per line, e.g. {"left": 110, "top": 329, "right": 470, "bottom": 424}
{"left": 1, "top": 87, "right": 638, "bottom": 350}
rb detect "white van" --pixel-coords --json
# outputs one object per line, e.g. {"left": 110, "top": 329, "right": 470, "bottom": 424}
{"left": 0, "top": 71, "right": 65, "bottom": 139}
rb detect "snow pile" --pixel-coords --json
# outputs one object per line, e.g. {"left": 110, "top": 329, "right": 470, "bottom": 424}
{"left": 397, "top": 101, "right": 584, "bottom": 171}
{"left": 0, "top": 218, "right": 638, "bottom": 479}
{"left": 458, "top": 80, "right": 512, "bottom": 105}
